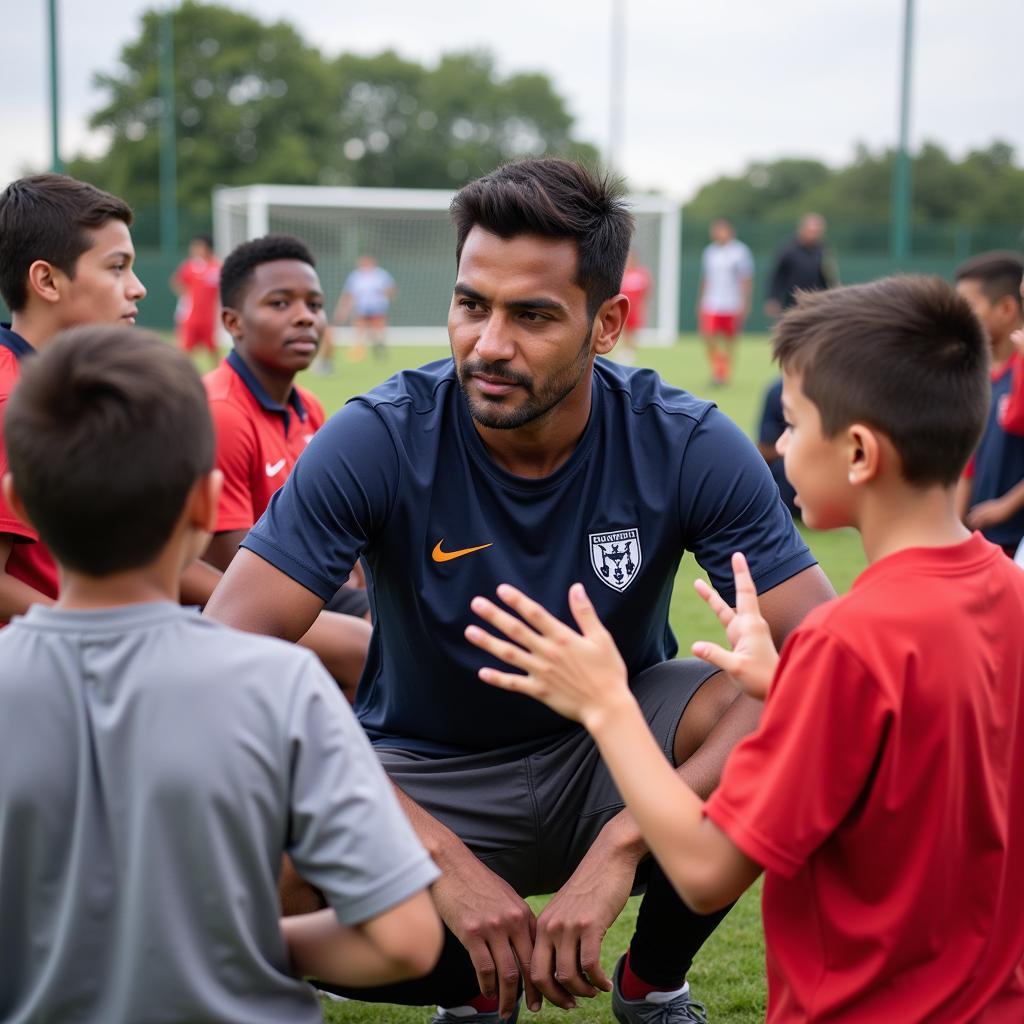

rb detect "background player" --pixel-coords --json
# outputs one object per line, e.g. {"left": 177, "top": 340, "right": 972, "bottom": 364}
{"left": 331, "top": 254, "right": 396, "bottom": 363}
{"left": 0, "top": 173, "right": 146, "bottom": 624}
{"left": 470, "top": 275, "right": 1024, "bottom": 1023}
{"left": 206, "top": 158, "right": 834, "bottom": 1023}
{"left": 171, "top": 232, "right": 222, "bottom": 369}
{"left": 697, "top": 219, "right": 753, "bottom": 386}
{"left": 616, "top": 250, "right": 651, "bottom": 366}
{"left": 954, "top": 251, "right": 1024, "bottom": 553}
{"left": 764, "top": 213, "right": 836, "bottom": 318}
{"left": 0, "top": 326, "right": 442, "bottom": 1022}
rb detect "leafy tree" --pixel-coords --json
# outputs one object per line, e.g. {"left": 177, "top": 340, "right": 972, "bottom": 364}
{"left": 66, "top": 2, "right": 598, "bottom": 233}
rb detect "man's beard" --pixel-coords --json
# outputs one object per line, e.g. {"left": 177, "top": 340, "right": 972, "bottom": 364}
{"left": 457, "top": 329, "right": 593, "bottom": 431}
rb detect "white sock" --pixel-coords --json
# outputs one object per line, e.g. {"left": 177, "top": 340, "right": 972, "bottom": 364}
{"left": 645, "top": 980, "right": 690, "bottom": 1004}
{"left": 436, "top": 1006, "right": 481, "bottom": 1019}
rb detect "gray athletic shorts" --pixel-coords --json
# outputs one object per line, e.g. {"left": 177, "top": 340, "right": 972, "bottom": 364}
{"left": 378, "top": 658, "right": 719, "bottom": 898}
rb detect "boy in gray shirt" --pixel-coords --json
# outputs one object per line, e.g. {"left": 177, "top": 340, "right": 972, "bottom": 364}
{"left": 0, "top": 327, "right": 441, "bottom": 1023}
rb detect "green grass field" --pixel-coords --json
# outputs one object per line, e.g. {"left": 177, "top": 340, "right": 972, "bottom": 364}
{"left": 284, "top": 333, "right": 867, "bottom": 1023}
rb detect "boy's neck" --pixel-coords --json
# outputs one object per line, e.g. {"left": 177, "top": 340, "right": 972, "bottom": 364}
{"left": 856, "top": 483, "right": 971, "bottom": 565}
{"left": 235, "top": 349, "right": 295, "bottom": 407}
{"left": 57, "top": 543, "right": 186, "bottom": 611}
{"left": 9, "top": 310, "right": 58, "bottom": 351}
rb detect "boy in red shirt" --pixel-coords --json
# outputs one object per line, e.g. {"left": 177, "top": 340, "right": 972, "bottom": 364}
{"left": 0, "top": 174, "right": 146, "bottom": 623}
{"left": 171, "top": 233, "right": 221, "bottom": 368}
{"left": 467, "top": 275, "right": 1024, "bottom": 1023}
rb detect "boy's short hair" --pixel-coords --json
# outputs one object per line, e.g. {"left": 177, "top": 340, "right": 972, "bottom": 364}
{"left": 450, "top": 158, "right": 634, "bottom": 319}
{"left": 0, "top": 174, "right": 134, "bottom": 312}
{"left": 4, "top": 327, "right": 213, "bottom": 576}
{"left": 191, "top": 233, "right": 214, "bottom": 249}
{"left": 773, "top": 275, "right": 989, "bottom": 486}
{"left": 954, "top": 251, "right": 1024, "bottom": 311}
{"left": 219, "top": 234, "right": 316, "bottom": 309}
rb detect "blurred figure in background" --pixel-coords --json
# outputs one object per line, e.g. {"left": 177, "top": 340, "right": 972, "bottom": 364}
{"left": 330, "top": 254, "right": 396, "bottom": 366}
{"left": 171, "top": 233, "right": 221, "bottom": 370}
{"left": 617, "top": 250, "right": 651, "bottom": 366}
{"left": 764, "top": 213, "right": 836, "bottom": 318}
{"left": 697, "top": 219, "right": 753, "bottom": 386}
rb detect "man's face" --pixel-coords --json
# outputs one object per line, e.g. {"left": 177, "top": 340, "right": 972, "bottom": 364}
{"left": 59, "top": 219, "right": 146, "bottom": 328}
{"left": 227, "top": 260, "right": 326, "bottom": 376}
{"left": 777, "top": 369, "right": 853, "bottom": 530}
{"left": 710, "top": 222, "right": 733, "bottom": 245}
{"left": 956, "top": 278, "right": 1016, "bottom": 347}
{"left": 798, "top": 217, "right": 825, "bottom": 246}
{"left": 448, "top": 228, "right": 595, "bottom": 431}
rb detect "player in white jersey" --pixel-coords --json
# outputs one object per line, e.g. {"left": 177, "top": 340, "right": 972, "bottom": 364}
{"left": 331, "top": 254, "right": 397, "bottom": 363}
{"left": 697, "top": 220, "right": 754, "bottom": 386}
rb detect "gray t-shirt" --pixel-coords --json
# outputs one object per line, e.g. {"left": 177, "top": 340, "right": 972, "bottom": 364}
{"left": 0, "top": 602, "right": 438, "bottom": 1024}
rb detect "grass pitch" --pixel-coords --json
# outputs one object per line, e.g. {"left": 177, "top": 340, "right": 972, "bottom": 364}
{"left": 284, "top": 333, "right": 866, "bottom": 1023}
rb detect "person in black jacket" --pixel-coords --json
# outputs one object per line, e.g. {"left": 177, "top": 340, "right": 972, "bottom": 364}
{"left": 764, "top": 213, "right": 838, "bottom": 317}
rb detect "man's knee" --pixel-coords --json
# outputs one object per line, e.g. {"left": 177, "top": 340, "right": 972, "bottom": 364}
{"left": 671, "top": 667, "right": 741, "bottom": 765}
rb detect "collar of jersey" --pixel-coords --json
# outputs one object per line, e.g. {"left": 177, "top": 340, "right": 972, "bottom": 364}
{"left": 0, "top": 323, "right": 35, "bottom": 360}
{"left": 226, "top": 348, "right": 308, "bottom": 436}
{"left": 455, "top": 368, "right": 600, "bottom": 492}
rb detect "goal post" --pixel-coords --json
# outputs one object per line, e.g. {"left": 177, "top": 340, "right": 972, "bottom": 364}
{"left": 213, "top": 184, "right": 681, "bottom": 344}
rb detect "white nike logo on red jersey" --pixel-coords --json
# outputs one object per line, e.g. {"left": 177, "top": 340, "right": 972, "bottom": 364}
{"left": 265, "top": 459, "right": 286, "bottom": 477}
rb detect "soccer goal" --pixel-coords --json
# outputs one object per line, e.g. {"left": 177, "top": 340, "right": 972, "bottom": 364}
{"left": 213, "top": 184, "right": 681, "bottom": 344}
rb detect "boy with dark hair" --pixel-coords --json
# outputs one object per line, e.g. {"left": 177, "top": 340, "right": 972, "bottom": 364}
{"left": 954, "top": 251, "right": 1024, "bottom": 552}
{"left": 0, "top": 173, "right": 146, "bottom": 623}
{"left": 208, "top": 157, "right": 833, "bottom": 1022}
{"left": 469, "top": 275, "right": 1024, "bottom": 1022}
{"left": 0, "top": 326, "right": 442, "bottom": 1023}
{"left": 171, "top": 231, "right": 222, "bottom": 368}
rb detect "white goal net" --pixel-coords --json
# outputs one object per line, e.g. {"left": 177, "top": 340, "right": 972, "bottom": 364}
{"left": 213, "top": 184, "right": 681, "bottom": 344}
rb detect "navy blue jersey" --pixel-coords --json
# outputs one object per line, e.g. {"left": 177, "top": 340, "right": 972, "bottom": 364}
{"left": 972, "top": 359, "right": 1024, "bottom": 549}
{"left": 757, "top": 377, "right": 799, "bottom": 516}
{"left": 245, "top": 358, "right": 815, "bottom": 754}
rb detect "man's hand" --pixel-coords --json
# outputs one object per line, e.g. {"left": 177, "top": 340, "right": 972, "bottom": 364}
{"left": 531, "top": 831, "right": 638, "bottom": 1008}
{"left": 691, "top": 552, "right": 779, "bottom": 700}
{"left": 430, "top": 850, "right": 543, "bottom": 1017}
{"left": 966, "top": 497, "right": 1013, "bottom": 530}
{"left": 466, "top": 582, "right": 632, "bottom": 733}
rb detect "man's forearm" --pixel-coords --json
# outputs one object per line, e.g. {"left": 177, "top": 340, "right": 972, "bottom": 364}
{"left": 392, "top": 781, "right": 469, "bottom": 869}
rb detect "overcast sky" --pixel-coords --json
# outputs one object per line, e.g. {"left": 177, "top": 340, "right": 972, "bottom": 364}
{"left": 2, "top": 0, "right": 1022, "bottom": 200}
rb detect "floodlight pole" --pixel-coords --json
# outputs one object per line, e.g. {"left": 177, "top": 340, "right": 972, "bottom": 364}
{"left": 607, "top": 0, "right": 625, "bottom": 173}
{"left": 159, "top": 7, "right": 179, "bottom": 259}
{"left": 890, "top": 0, "right": 915, "bottom": 266}
{"left": 47, "top": 0, "right": 63, "bottom": 172}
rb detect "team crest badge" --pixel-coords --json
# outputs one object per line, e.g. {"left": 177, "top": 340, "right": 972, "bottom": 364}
{"left": 589, "top": 528, "right": 642, "bottom": 592}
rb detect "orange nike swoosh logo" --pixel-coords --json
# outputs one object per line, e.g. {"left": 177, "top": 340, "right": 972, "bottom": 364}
{"left": 432, "top": 540, "right": 493, "bottom": 563}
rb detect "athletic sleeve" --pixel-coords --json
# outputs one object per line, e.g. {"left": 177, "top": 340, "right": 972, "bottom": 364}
{"left": 704, "top": 627, "right": 890, "bottom": 878}
{"left": 739, "top": 243, "right": 754, "bottom": 280}
{"left": 208, "top": 399, "right": 258, "bottom": 532}
{"left": 679, "top": 406, "right": 814, "bottom": 604}
{"left": 241, "top": 399, "right": 399, "bottom": 599}
{"left": 286, "top": 657, "right": 439, "bottom": 924}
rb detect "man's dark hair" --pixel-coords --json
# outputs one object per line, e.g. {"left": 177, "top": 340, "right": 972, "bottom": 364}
{"left": 450, "top": 159, "right": 634, "bottom": 319}
{"left": 0, "top": 174, "right": 134, "bottom": 312}
{"left": 5, "top": 327, "right": 213, "bottom": 576}
{"left": 192, "top": 233, "right": 214, "bottom": 249}
{"left": 220, "top": 234, "right": 316, "bottom": 308}
{"left": 954, "top": 250, "right": 1024, "bottom": 312}
{"left": 773, "top": 275, "right": 989, "bottom": 486}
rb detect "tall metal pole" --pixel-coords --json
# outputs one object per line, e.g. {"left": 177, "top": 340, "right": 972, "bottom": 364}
{"left": 47, "top": 0, "right": 63, "bottom": 172}
{"left": 607, "top": 0, "right": 625, "bottom": 172}
{"left": 159, "top": 7, "right": 179, "bottom": 259}
{"left": 890, "top": 0, "right": 915, "bottom": 266}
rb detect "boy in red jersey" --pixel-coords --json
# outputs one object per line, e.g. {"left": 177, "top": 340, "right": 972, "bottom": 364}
{"left": 171, "top": 233, "right": 221, "bottom": 368}
{"left": 616, "top": 251, "right": 651, "bottom": 366}
{"left": 468, "top": 276, "right": 1024, "bottom": 1023}
{"left": 0, "top": 174, "right": 146, "bottom": 623}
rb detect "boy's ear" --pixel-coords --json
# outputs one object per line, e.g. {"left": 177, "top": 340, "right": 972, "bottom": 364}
{"left": 221, "top": 306, "right": 241, "bottom": 342}
{"left": 846, "top": 423, "right": 882, "bottom": 486}
{"left": 189, "top": 470, "right": 224, "bottom": 534}
{"left": 593, "top": 294, "right": 629, "bottom": 356}
{"left": 26, "top": 260, "right": 63, "bottom": 306}
{"left": 1, "top": 473, "right": 35, "bottom": 530}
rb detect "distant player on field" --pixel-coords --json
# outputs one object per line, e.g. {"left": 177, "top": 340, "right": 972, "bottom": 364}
{"left": 954, "top": 251, "right": 1024, "bottom": 554}
{"left": 617, "top": 250, "right": 652, "bottom": 365}
{"left": 764, "top": 213, "right": 836, "bottom": 318}
{"left": 0, "top": 173, "right": 146, "bottom": 624}
{"left": 471, "top": 276, "right": 1024, "bottom": 1023}
{"left": 332, "top": 254, "right": 396, "bottom": 362}
{"left": 0, "top": 327, "right": 442, "bottom": 1023}
{"left": 697, "top": 219, "right": 753, "bottom": 386}
{"left": 171, "top": 232, "right": 221, "bottom": 368}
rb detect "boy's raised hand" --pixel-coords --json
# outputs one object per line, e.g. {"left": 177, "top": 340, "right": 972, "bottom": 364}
{"left": 465, "top": 582, "right": 633, "bottom": 731}
{"left": 691, "top": 552, "right": 779, "bottom": 700}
